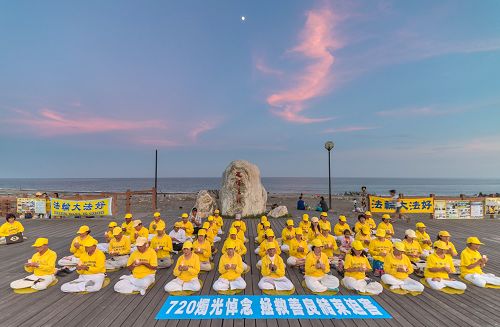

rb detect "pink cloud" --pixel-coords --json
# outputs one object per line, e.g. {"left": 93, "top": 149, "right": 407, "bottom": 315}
{"left": 188, "top": 120, "right": 219, "bottom": 141}
{"left": 323, "top": 125, "right": 379, "bottom": 133}
{"left": 255, "top": 58, "right": 284, "bottom": 76}
{"left": 265, "top": 6, "right": 344, "bottom": 124}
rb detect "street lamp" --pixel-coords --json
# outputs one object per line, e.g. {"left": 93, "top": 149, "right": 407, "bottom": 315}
{"left": 324, "top": 141, "right": 334, "bottom": 210}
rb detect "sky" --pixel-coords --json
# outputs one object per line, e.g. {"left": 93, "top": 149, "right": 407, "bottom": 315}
{"left": 1, "top": 0, "right": 500, "bottom": 178}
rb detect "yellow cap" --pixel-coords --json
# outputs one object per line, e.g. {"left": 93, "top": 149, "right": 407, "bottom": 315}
{"left": 260, "top": 215, "right": 268, "bottom": 222}
{"left": 198, "top": 229, "right": 207, "bottom": 236}
{"left": 339, "top": 215, "right": 347, "bottom": 222}
{"left": 181, "top": 213, "right": 188, "bottom": 218}
{"left": 125, "top": 213, "right": 133, "bottom": 219}
{"left": 77, "top": 225, "right": 90, "bottom": 234}
{"left": 81, "top": 238, "right": 98, "bottom": 247}
{"left": 265, "top": 229, "right": 275, "bottom": 237}
{"left": 311, "top": 217, "right": 319, "bottom": 223}
{"left": 133, "top": 219, "right": 142, "bottom": 227}
{"left": 405, "top": 229, "right": 416, "bottom": 238}
{"left": 416, "top": 222, "right": 426, "bottom": 228}
{"left": 322, "top": 224, "right": 332, "bottom": 231}
{"left": 382, "top": 214, "right": 391, "bottom": 219}
{"left": 112, "top": 227, "right": 123, "bottom": 236}
{"left": 433, "top": 240, "right": 448, "bottom": 250}
{"left": 202, "top": 222, "right": 210, "bottom": 229}
{"left": 266, "top": 242, "right": 277, "bottom": 250}
{"left": 263, "top": 221, "right": 271, "bottom": 227}
{"left": 214, "top": 209, "right": 220, "bottom": 214}
{"left": 364, "top": 211, "right": 372, "bottom": 216}
{"left": 302, "top": 214, "right": 309, "bottom": 221}
{"left": 225, "top": 240, "right": 236, "bottom": 249}
{"left": 438, "top": 230, "right": 450, "bottom": 237}
{"left": 375, "top": 229, "right": 386, "bottom": 237}
{"left": 467, "top": 236, "right": 483, "bottom": 245}
{"left": 311, "top": 239, "right": 323, "bottom": 247}
{"left": 208, "top": 216, "right": 214, "bottom": 222}
{"left": 295, "top": 228, "right": 303, "bottom": 235}
{"left": 393, "top": 242, "right": 405, "bottom": 252}
{"left": 183, "top": 241, "right": 193, "bottom": 249}
{"left": 153, "top": 212, "right": 161, "bottom": 217}
{"left": 32, "top": 237, "right": 48, "bottom": 247}
{"left": 233, "top": 221, "right": 241, "bottom": 227}
{"left": 229, "top": 227, "right": 237, "bottom": 235}
{"left": 156, "top": 226, "right": 165, "bottom": 232}
{"left": 352, "top": 240, "right": 364, "bottom": 251}
{"left": 320, "top": 212, "right": 328, "bottom": 217}
{"left": 286, "top": 219, "right": 294, "bottom": 226}
{"left": 108, "top": 222, "right": 117, "bottom": 228}
{"left": 361, "top": 226, "right": 371, "bottom": 234}
{"left": 135, "top": 237, "right": 148, "bottom": 246}
{"left": 175, "top": 222, "right": 183, "bottom": 228}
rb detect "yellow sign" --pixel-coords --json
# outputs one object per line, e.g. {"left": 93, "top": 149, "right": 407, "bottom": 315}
{"left": 50, "top": 198, "right": 113, "bottom": 217}
{"left": 369, "top": 196, "right": 434, "bottom": 213}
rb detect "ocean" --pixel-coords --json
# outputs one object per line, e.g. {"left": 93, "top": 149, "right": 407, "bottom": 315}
{"left": 0, "top": 177, "right": 499, "bottom": 196}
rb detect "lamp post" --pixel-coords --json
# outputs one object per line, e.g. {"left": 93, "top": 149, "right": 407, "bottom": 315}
{"left": 324, "top": 141, "right": 334, "bottom": 210}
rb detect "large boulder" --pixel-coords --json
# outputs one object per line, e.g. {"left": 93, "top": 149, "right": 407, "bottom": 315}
{"left": 220, "top": 160, "right": 267, "bottom": 217}
{"left": 268, "top": 205, "right": 288, "bottom": 218}
{"left": 194, "top": 190, "right": 218, "bottom": 218}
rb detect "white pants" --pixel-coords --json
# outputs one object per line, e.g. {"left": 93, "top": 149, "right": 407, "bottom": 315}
{"left": 105, "top": 255, "right": 129, "bottom": 270}
{"left": 422, "top": 249, "right": 432, "bottom": 258}
{"left": 61, "top": 273, "right": 105, "bottom": 293}
{"left": 200, "top": 261, "right": 212, "bottom": 271}
{"left": 213, "top": 236, "right": 221, "bottom": 243}
{"left": 148, "top": 234, "right": 154, "bottom": 240}
{"left": 242, "top": 262, "right": 248, "bottom": 271}
{"left": 218, "top": 229, "right": 223, "bottom": 235}
{"left": 342, "top": 277, "right": 383, "bottom": 295}
{"left": 58, "top": 255, "right": 79, "bottom": 266}
{"left": 258, "top": 276, "right": 294, "bottom": 291}
{"left": 305, "top": 275, "right": 339, "bottom": 292}
{"left": 381, "top": 274, "right": 424, "bottom": 292}
{"left": 164, "top": 277, "right": 201, "bottom": 292}
{"left": 254, "top": 247, "right": 260, "bottom": 255}
{"left": 281, "top": 244, "right": 290, "bottom": 252}
{"left": 10, "top": 274, "right": 55, "bottom": 291}
{"left": 97, "top": 243, "right": 109, "bottom": 253}
{"left": 213, "top": 277, "right": 246, "bottom": 291}
{"left": 464, "top": 273, "right": 500, "bottom": 288}
{"left": 256, "top": 260, "right": 262, "bottom": 269}
{"left": 287, "top": 256, "right": 305, "bottom": 266}
{"left": 114, "top": 274, "right": 155, "bottom": 294}
{"left": 158, "top": 257, "right": 173, "bottom": 268}
{"left": 426, "top": 278, "right": 466, "bottom": 291}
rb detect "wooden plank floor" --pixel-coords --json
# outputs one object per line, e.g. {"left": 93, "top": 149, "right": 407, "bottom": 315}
{"left": 1, "top": 209, "right": 500, "bottom": 327}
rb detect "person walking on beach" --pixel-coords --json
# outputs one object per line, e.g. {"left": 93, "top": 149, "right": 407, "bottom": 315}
{"left": 390, "top": 190, "right": 406, "bottom": 222}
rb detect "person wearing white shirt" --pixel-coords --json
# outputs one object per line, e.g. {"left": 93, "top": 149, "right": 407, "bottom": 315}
{"left": 169, "top": 222, "right": 187, "bottom": 252}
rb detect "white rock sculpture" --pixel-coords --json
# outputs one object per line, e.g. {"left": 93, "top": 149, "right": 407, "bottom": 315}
{"left": 268, "top": 205, "right": 288, "bottom": 218}
{"left": 194, "top": 190, "right": 218, "bottom": 218}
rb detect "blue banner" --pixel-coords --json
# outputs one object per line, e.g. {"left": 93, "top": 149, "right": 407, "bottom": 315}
{"left": 156, "top": 295, "right": 391, "bottom": 320}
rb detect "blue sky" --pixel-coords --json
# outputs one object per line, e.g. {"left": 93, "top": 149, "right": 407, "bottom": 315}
{"left": 1, "top": 0, "right": 500, "bottom": 178}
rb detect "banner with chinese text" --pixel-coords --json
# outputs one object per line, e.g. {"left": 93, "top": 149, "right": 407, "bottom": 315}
{"left": 369, "top": 196, "right": 433, "bottom": 213}
{"left": 156, "top": 295, "right": 391, "bottom": 320}
{"left": 50, "top": 198, "right": 112, "bottom": 217}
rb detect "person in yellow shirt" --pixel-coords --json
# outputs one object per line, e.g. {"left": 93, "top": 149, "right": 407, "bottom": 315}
{"left": 402, "top": 229, "right": 422, "bottom": 263}
{"left": 223, "top": 227, "right": 248, "bottom": 271}
{"left": 97, "top": 221, "right": 118, "bottom": 253}
{"left": 342, "top": 240, "right": 383, "bottom": 294}
{"left": 193, "top": 229, "right": 212, "bottom": 271}
{"left": 150, "top": 227, "right": 173, "bottom": 268}
{"left": 121, "top": 213, "right": 134, "bottom": 237}
{"left": 10, "top": 238, "right": 57, "bottom": 291}
{"left": 255, "top": 215, "right": 268, "bottom": 243}
{"left": 231, "top": 213, "right": 247, "bottom": 238}
{"left": 131, "top": 220, "right": 149, "bottom": 244}
{"left": 354, "top": 215, "right": 369, "bottom": 234}
{"left": 213, "top": 209, "right": 224, "bottom": 235}
{"left": 416, "top": 222, "right": 432, "bottom": 257}
{"left": 256, "top": 220, "right": 272, "bottom": 244}
{"left": 206, "top": 216, "right": 221, "bottom": 242}
{"left": 148, "top": 212, "right": 166, "bottom": 239}
{"left": 257, "top": 230, "right": 281, "bottom": 268}
{"left": 381, "top": 242, "right": 424, "bottom": 292}
{"left": 299, "top": 214, "right": 311, "bottom": 235}
{"left": 233, "top": 221, "right": 246, "bottom": 243}
{"left": 364, "top": 211, "right": 376, "bottom": 230}
{"left": 318, "top": 212, "right": 331, "bottom": 232}
{"left": 114, "top": 237, "right": 158, "bottom": 295}
{"left": 377, "top": 214, "right": 395, "bottom": 240}
{"left": 460, "top": 237, "right": 500, "bottom": 287}
{"left": 0, "top": 213, "right": 25, "bottom": 238}
{"left": 213, "top": 240, "right": 246, "bottom": 292}
{"left": 369, "top": 229, "right": 393, "bottom": 276}
{"left": 258, "top": 242, "right": 294, "bottom": 291}
{"left": 333, "top": 215, "right": 351, "bottom": 241}
{"left": 436, "top": 230, "right": 459, "bottom": 267}
{"left": 424, "top": 241, "right": 466, "bottom": 291}
{"left": 355, "top": 226, "right": 372, "bottom": 250}
{"left": 304, "top": 239, "right": 339, "bottom": 292}
{"left": 164, "top": 241, "right": 201, "bottom": 292}
{"left": 106, "top": 227, "right": 131, "bottom": 270}
{"left": 287, "top": 228, "right": 309, "bottom": 268}
{"left": 180, "top": 213, "right": 195, "bottom": 238}
{"left": 318, "top": 225, "right": 337, "bottom": 263}
{"left": 61, "top": 238, "right": 107, "bottom": 292}
{"left": 58, "top": 225, "right": 95, "bottom": 266}
{"left": 308, "top": 217, "right": 322, "bottom": 242}
{"left": 280, "top": 220, "right": 295, "bottom": 252}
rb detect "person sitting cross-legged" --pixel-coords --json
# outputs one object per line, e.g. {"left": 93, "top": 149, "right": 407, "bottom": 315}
{"left": 460, "top": 237, "right": 500, "bottom": 288}
{"left": 192, "top": 229, "right": 212, "bottom": 271}
{"left": 213, "top": 240, "right": 246, "bottom": 292}
{"left": 342, "top": 240, "right": 383, "bottom": 295}
{"left": 150, "top": 227, "right": 173, "bottom": 268}
{"left": 304, "top": 239, "right": 339, "bottom": 292}
{"left": 424, "top": 241, "right": 466, "bottom": 291}
{"left": 164, "top": 241, "right": 201, "bottom": 293}
{"left": 381, "top": 242, "right": 425, "bottom": 292}
{"left": 287, "top": 228, "right": 309, "bottom": 269}
{"left": 258, "top": 242, "right": 294, "bottom": 292}
{"left": 105, "top": 227, "right": 131, "bottom": 270}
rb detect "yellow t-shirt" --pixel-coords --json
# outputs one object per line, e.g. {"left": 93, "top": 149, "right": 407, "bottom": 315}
{"left": 318, "top": 234, "right": 337, "bottom": 257}
{"left": 105, "top": 230, "right": 113, "bottom": 241}
{"left": 289, "top": 238, "right": 309, "bottom": 259}
{"left": 261, "top": 255, "right": 286, "bottom": 278}
{"left": 121, "top": 221, "right": 134, "bottom": 237}
{"left": 218, "top": 253, "right": 244, "bottom": 281}
{"left": 384, "top": 253, "right": 413, "bottom": 279}
{"left": 230, "top": 220, "right": 247, "bottom": 233}
{"left": 127, "top": 248, "right": 158, "bottom": 278}
{"left": 192, "top": 239, "right": 212, "bottom": 262}
{"left": 181, "top": 221, "right": 194, "bottom": 237}
{"left": 259, "top": 239, "right": 281, "bottom": 257}
{"left": 344, "top": 254, "right": 371, "bottom": 280}
{"left": 355, "top": 232, "right": 371, "bottom": 246}
{"left": 333, "top": 223, "right": 351, "bottom": 236}
{"left": 377, "top": 222, "right": 394, "bottom": 236}
{"left": 445, "top": 241, "right": 458, "bottom": 257}
{"left": 0, "top": 221, "right": 24, "bottom": 236}
{"left": 109, "top": 236, "right": 131, "bottom": 255}
{"left": 369, "top": 238, "right": 393, "bottom": 262}
{"left": 299, "top": 221, "right": 311, "bottom": 234}
{"left": 25, "top": 249, "right": 57, "bottom": 276}
{"left": 148, "top": 219, "right": 166, "bottom": 234}
{"left": 77, "top": 249, "right": 106, "bottom": 275}
{"left": 281, "top": 227, "right": 296, "bottom": 245}
{"left": 366, "top": 217, "right": 376, "bottom": 229}
{"left": 173, "top": 254, "right": 200, "bottom": 282}
{"left": 305, "top": 252, "right": 330, "bottom": 277}
{"left": 308, "top": 227, "right": 322, "bottom": 242}
{"left": 319, "top": 220, "right": 331, "bottom": 232}
{"left": 70, "top": 235, "right": 96, "bottom": 258}
{"left": 403, "top": 239, "right": 422, "bottom": 263}
{"left": 416, "top": 230, "right": 432, "bottom": 251}
{"left": 131, "top": 227, "right": 149, "bottom": 244}
{"left": 460, "top": 247, "right": 483, "bottom": 277}
{"left": 424, "top": 253, "right": 455, "bottom": 279}
{"left": 222, "top": 238, "right": 247, "bottom": 256}
{"left": 214, "top": 215, "right": 224, "bottom": 228}
{"left": 150, "top": 234, "right": 173, "bottom": 258}
{"left": 354, "top": 221, "right": 369, "bottom": 233}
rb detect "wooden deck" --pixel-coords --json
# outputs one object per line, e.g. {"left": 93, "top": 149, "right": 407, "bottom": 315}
{"left": 1, "top": 210, "right": 500, "bottom": 327}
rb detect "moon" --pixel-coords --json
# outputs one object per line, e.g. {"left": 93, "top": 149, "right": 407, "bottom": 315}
{"left": 241, "top": 16, "right": 246, "bottom": 21}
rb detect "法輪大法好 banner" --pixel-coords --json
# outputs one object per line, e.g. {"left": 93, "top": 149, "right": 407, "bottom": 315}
{"left": 50, "top": 198, "right": 112, "bottom": 217}
{"left": 369, "top": 196, "right": 433, "bottom": 213}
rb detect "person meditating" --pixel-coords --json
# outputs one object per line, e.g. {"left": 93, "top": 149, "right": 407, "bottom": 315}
{"left": 460, "top": 237, "right": 500, "bottom": 287}
{"left": 280, "top": 220, "right": 295, "bottom": 253}
{"left": 0, "top": 213, "right": 25, "bottom": 243}
{"left": 213, "top": 240, "right": 246, "bottom": 292}
{"left": 304, "top": 239, "right": 339, "bottom": 293}
{"left": 192, "top": 229, "right": 212, "bottom": 271}
{"left": 258, "top": 242, "right": 294, "bottom": 292}
{"left": 58, "top": 225, "right": 95, "bottom": 267}
{"left": 342, "top": 240, "right": 383, "bottom": 295}
{"left": 424, "top": 240, "right": 466, "bottom": 291}
{"left": 150, "top": 227, "right": 173, "bottom": 268}
{"left": 287, "top": 228, "right": 309, "bottom": 269}
{"left": 148, "top": 212, "right": 166, "bottom": 240}
{"left": 105, "top": 227, "right": 131, "bottom": 270}
{"left": 381, "top": 242, "right": 425, "bottom": 292}
{"left": 164, "top": 241, "right": 201, "bottom": 293}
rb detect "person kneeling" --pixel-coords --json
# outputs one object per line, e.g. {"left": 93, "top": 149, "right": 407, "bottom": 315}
{"left": 460, "top": 237, "right": 500, "bottom": 288}
{"left": 164, "top": 241, "right": 201, "bottom": 293}
{"left": 258, "top": 242, "right": 294, "bottom": 291}
{"left": 213, "top": 240, "right": 246, "bottom": 292}
{"left": 61, "top": 238, "right": 106, "bottom": 293}
{"left": 304, "top": 239, "right": 339, "bottom": 292}
{"left": 424, "top": 241, "right": 466, "bottom": 291}
{"left": 342, "top": 241, "right": 383, "bottom": 295}
{"left": 106, "top": 227, "right": 131, "bottom": 270}
{"left": 114, "top": 237, "right": 157, "bottom": 295}
{"left": 381, "top": 242, "right": 424, "bottom": 292}
{"left": 10, "top": 238, "right": 56, "bottom": 291}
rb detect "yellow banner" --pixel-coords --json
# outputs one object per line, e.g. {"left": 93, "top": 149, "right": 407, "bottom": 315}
{"left": 369, "top": 196, "right": 434, "bottom": 213}
{"left": 50, "top": 198, "right": 112, "bottom": 217}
